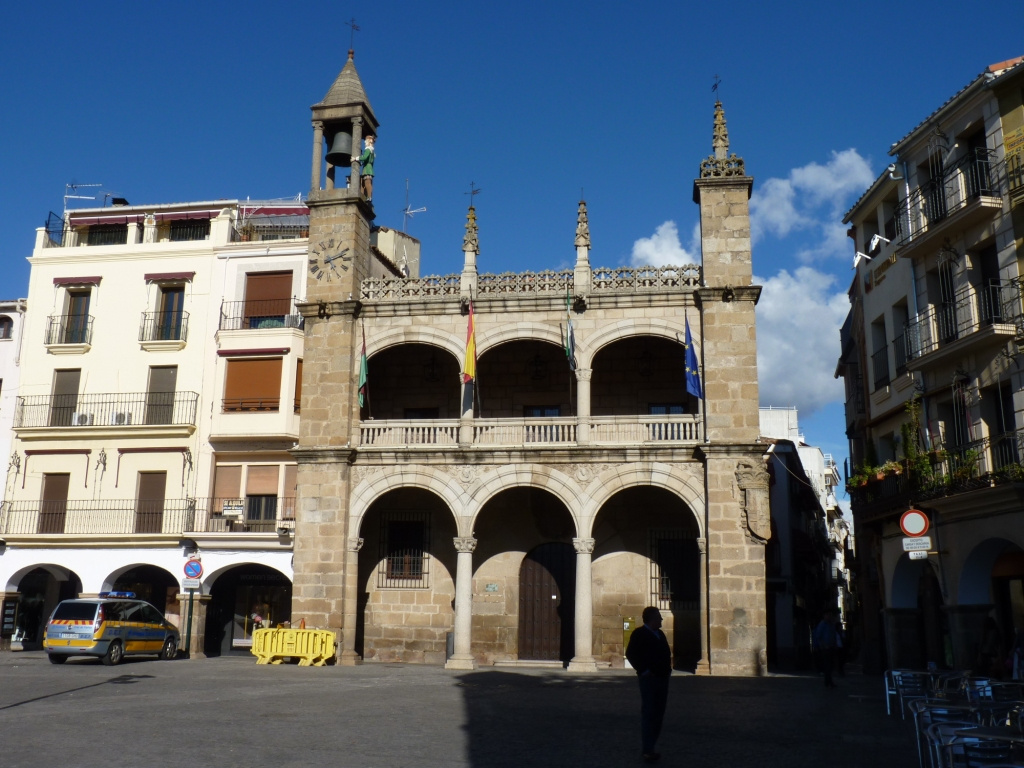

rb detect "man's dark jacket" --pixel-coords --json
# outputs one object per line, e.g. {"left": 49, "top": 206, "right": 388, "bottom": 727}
{"left": 625, "top": 625, "right": 671, "bottom": 678}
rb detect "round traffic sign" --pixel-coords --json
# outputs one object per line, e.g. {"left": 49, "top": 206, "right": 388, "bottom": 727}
{"left": 900, "top": 508, "right": 930, "bottom": 537}
{"left": 184, "top": 559, "right": 203, "bottom": 579}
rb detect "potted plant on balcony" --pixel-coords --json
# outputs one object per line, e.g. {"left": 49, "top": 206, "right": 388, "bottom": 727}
{"left": 881, "top": 460, "right": 904, "bottom": 477}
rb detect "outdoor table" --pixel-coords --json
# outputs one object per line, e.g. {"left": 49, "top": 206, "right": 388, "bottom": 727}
{"left": 954, "top": 726, "right": 1024, "bottom": 745}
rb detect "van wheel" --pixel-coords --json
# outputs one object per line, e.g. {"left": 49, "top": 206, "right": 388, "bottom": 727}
{"left": 102, "top": 640, "right": 123, "bottom": 666}
{"left": 161, "top": 637, "right": 177, "bottom": 660}
{"left": 48, "top": 654, "right": 68, "bottom": 665}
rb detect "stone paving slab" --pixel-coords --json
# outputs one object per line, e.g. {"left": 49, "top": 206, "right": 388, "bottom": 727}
{"left": 0, "top": 653, "right": 916, "bottom": 768}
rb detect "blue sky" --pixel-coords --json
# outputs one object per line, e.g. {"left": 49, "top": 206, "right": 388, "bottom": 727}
{"left": 2, "top": 1, "right": 1022, "bottom": 508}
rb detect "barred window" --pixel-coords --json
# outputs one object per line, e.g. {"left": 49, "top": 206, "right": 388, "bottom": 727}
{"left": 379, "top": 511, "right": 430, "bottom": 588}
{"left": 649, "top": 529, "right": 699, "bottom": 610}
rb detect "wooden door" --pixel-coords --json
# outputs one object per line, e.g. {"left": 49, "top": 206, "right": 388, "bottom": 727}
{"left": 39, "top": 474, "right": 70, "bottom": 534}
{"left": 518, "top": 542, "right": 575, "bottom": 662}
{"left": 135, "top": 472, "right": 167, "bottom": 533}
{"left": 49, "top": 369, "right": 81, "bottom": 427}
{"left": 145, "top": 366, "right": 177, "bottom": 424}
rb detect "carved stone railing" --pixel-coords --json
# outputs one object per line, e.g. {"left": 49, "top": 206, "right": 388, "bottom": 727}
{"left": 477, "top": 270, "right": 572, "bottom": 295}
{"left": 360, "top": 274, "right": 461, "bottom": 301}
{"left": 472, "top": 418, "right": 577, "bottom": 446}
{"left": 590, "top": 415, "right": 702, "bottom": 443}
{"left": 356, "top": 415, "right": 701, "bottom": 449}
{"left": 591, "top": 265, "right": 700, "bottom": 291}
{"left": 359, "top": 420, "right": 460, "bottom": 446}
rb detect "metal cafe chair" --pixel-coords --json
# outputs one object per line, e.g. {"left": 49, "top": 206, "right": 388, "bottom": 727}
{"left": 896, "top": 670, "right": 933, "bottom": 719}
{"left": 954, "top": 737, "right": 1015, "bottom": 767}
{"left": 924, "top": 719, "right": 978, "bottom": 768}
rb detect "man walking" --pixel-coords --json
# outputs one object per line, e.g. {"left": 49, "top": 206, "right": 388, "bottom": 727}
{"left": 625, "top": 606, "right": 672, "bottom": 762}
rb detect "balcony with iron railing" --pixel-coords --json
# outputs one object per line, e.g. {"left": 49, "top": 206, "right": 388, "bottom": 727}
{"left": 139, "top": 310, "right": 189, "bottom": 343}
{"left": 1009, "top": 151, "right": 1024, "bottom": 203}
{"left": 901, "top": 280, "right": 1018, "bottom": 368}
{"left": 848, "top": 428, "right": 1024, "bottom": 523}
{"left": 14, "top": 391, "right": 200, "bottom": 429}
{"left": 219, "top": 299, "right": 303, "bottom": 331}
{"left": 44, "top": 314, "right": 93, "bottom": 346}
{"left": 232, "top": 223, "right": 309, "bottom": 242}
{"left": 357, "top": 414, "right": 703, "bottom": 449}
{"left": 0, "top": 496, "right": 296, "bottom": 536}
{"left": 895, "top": 149, "right": 1004, "bottom": 253}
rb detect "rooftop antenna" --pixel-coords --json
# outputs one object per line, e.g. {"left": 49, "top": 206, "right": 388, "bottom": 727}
{"left": 64, "top": 182, "right": 103, "bottom": 218}
{"left": 401, "top": 179, "right": 426, "bottom": 232}
{"left": 346, "top": 17, "right": 360, "bottom": 53}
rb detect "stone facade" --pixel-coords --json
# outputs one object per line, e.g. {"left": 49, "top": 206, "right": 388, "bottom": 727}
{"left": 292, "top": 62, "right": 769, "bottom": 675}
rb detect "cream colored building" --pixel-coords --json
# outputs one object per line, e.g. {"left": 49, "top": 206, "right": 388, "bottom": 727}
{"left": 1, "top": 299, "right": 27, "bottom": 498}
{"left": 838, "top": 56, "right": 1024, "bottom": 672}
{"left": 0, "top": 200, "right": 309, "bottom": 654}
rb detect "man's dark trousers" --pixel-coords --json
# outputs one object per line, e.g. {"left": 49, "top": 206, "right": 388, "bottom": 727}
{"left": 639, "top": 673, "right": 669, "bottom": 754}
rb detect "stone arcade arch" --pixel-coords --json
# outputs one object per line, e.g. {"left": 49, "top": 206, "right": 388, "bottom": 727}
{"left": 888, "top": 555, "right": 945, "bottom": 669}
{"left": 354, "top": 486, "right": 460, "bottom": 663}
{"left": 591, "top": 485, "right": 705, "bottom": 671}
{"left": 5, "top": 565, "right": 82, "bottom": 650}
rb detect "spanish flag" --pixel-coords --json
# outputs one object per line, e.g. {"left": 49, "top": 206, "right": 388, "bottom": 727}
{"left": 462, "top": 301, "right": 476, "bottom": 384}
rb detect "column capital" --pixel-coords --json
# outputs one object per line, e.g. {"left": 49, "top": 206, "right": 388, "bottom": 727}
{"left": 573, "top": 537, "right": 595, "bottom": 554}
{"left": 454, "top": 536, "right": 477, "bottom": 553}
{"left": 697, "top": 537, "right": 707, "bottom": 554}
{"left": 347, "top": 537, "right": 364, "bottom": 552}
{"left": 312, "top": 120, "right": 324, "bottom": 132}
{"left": 575, "top": 367, "right": 592, "bottom": 382}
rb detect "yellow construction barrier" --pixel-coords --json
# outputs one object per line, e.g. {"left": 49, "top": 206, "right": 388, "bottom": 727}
{"left": 251, "top": 627, "right": 337, "bottom": 666}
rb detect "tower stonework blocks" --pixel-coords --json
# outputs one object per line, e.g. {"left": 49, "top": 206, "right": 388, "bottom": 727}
{"left": 292, "top": 52, "right": 379, "bottom": 663}
{"left": 693, "top": 101, "right": 769, "bottom": 676}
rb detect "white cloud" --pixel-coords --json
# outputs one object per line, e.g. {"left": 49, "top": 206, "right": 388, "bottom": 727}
{"left": 754, "top": 266, "right": 848, "bottom": 416}
{"left": 629, "top": 220, "right": 699, "bottom": 267}
{"left": 790, "top": 149, "right": 875, "bottom": 212}
{"left": 750, "top": 148, "right": 874, "bottom": 261}
{"left": 750, "top": 177, "right": 808, "bottom": 241}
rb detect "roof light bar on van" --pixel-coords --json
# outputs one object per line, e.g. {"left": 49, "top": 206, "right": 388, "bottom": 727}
{"left": 98, "top": 591, "right": 136, "bottom": 598}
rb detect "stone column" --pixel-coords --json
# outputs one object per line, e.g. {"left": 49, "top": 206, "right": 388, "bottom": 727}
{"left": 568, "top": 537, "right": 598, "bottom": 672}
{"left": 695, "top": 537, "right": 710, "bottom": 675}
{"left": 339, "top": 536, "right": 364, "bottom": 665}
{"left": 575, "top": 368, "right": 592, "bottom": 445}
{"left": 175, "top": 591, "right": 211, "bottom": 659}
{"left": 446, "top": 536, "right": 477, "bottom": 670}
{"left": 311, "top": 121, "right": 324, "bottom": 192}
{"left": 350, "top": 117, "right": 363, "bottom": 192}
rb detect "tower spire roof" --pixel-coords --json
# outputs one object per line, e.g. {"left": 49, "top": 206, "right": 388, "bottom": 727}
{"left": 316, "top": 50, "right": 375, "bottom": 114}
{"left": 700, "top": 100, "right": 745, "bottom": 179}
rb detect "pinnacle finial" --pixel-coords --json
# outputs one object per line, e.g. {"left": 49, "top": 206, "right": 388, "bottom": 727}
{"left": 712, "top": 101, "right": 729, "bottom": 160}
{"left": 574, "top": 200, "right": 591, "bottom": 248}
{"left": 463, "top": 205, "right": 479, "bottom": 253}
{"left": 700, "top": 100, "right": 745, "bottom": 179}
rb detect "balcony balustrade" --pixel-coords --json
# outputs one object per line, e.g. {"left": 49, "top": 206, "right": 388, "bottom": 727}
{"left": 901, "top": 280, "right": 1018, "bottom": 364}
{"left": 895, "top": 149, "right": 1004, "bottom": 248}
{"left": 139, "top": 310, "right": 189, "bottom": 342}
{"left": 15, "top": 391, "right": 199, "bottom": 428}
{"left": 44, "top": 314, "right": 93, "bottom": 346}
{"left": 357, "top": 414, "right": 702, "bottom": 448}
{"left": 0, "top": 497, "right": 296, "bottom": 536}
{"left": 219, "top": 299, "right": 303, "bottom": 331}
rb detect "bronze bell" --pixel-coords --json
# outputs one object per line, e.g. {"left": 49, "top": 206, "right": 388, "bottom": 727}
{"left": 325, "top": 130, "right": 353, "bottom": 166}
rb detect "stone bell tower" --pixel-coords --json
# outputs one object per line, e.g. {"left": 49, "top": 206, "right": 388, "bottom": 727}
{"left": 292, "top": 50, "right": 379, "bottom": 662}
{"left": 693, "top": 101, "right": 771, "bottom": 676}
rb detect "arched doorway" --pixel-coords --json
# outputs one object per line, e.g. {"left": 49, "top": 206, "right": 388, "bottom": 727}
{"left": 518, "top": 542, "right": 575, "bottom": 662}
{"left": 204, "top": 564, "right": 291, "bottom": 656}
{"left": 13, "top": 566, "right": 82, "bottom": 650}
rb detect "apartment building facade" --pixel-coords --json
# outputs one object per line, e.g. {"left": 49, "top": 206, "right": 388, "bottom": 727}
{"left": 837, "top": 57, "right": 1024, "bottom": 672}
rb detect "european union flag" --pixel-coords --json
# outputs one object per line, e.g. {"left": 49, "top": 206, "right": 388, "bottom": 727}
{"left": 684, "top": 317, "right": 703, "bottom": 399}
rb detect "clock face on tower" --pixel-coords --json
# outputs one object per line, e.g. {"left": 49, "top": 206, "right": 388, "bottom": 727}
{"left": 308, "top": 238, "right": 352, "bottom": 282}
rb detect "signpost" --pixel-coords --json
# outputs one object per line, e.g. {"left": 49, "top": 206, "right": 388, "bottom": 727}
{"left": 183, "top": 559, "right": 203, "bottom": 656}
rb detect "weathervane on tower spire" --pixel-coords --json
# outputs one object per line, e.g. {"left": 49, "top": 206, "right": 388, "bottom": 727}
{"left": 346, "top": 17, "right": 360, "bottom": 56}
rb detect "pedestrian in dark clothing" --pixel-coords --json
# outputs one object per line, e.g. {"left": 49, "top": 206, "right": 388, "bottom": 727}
{"left": 625, "top": 606, "right": 672, "bottom": 762}
{"left": 813, "top": 609, "right": 839, "bottom": 688}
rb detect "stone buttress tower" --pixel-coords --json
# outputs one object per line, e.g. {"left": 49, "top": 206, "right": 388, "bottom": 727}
{"left": 693, "top": 101, "right": 770, "bottom": 675}
{"left": 292, "top": 51, "right": 378, "bottom": 662}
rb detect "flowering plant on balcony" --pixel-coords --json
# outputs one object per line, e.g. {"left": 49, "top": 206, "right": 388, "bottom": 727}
{"left": 880, "top": 460, "right": 904, "bottom": 476}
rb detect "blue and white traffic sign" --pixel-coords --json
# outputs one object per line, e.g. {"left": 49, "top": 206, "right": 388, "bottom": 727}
{"left": 184, "top": 559, "right": 203, "bottom": 579}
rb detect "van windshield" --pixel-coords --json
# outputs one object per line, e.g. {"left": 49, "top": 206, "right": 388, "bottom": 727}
{"left": 51, "top": 603, "right": 98, "bottom": 621}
